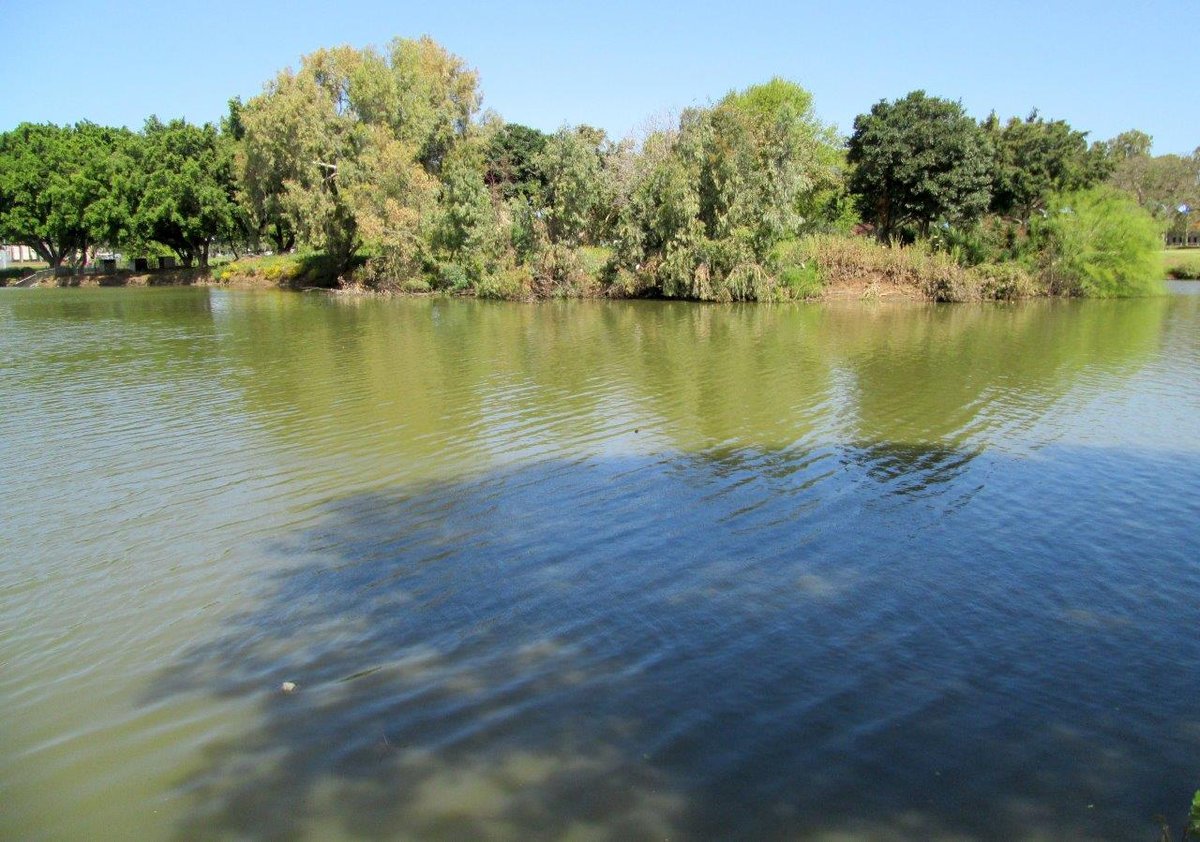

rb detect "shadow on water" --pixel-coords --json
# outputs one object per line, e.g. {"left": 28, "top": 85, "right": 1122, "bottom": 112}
{"left": 146, "top": 443, "right": 1200, "bottom": 841}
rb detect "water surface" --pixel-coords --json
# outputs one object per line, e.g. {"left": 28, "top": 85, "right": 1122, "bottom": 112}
{"left": 2, "top": 287, "right": 1198, "bottom": 840}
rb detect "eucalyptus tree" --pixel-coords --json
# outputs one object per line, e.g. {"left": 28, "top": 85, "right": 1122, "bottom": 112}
{"left": 240, "top": 36, "right": 479, "bottom": 278}
{"left": 1103, "top": 130, "right": 1200, "bottom": 232}
{"left": 616, "top": 78, "right": 844, "bottom": 299}
{"left": 702, "top": 78, "right": 845, "bottom": 255}
{"left": 1104, "top": 129, "right": 1153, "bottom": 163}
{"left": 536, "top": 126, "right": 611, "bottom": 246}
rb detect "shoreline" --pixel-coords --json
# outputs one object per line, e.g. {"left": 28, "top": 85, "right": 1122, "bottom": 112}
{"left": 10, "top": 265, "right": 1190, "bottom": 300}
{"left": 2, "top": 267, "right": 983, "bottom": 303}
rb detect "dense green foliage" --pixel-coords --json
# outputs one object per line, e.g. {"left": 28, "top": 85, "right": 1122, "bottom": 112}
{"left": 847, "top": 91, "right": 993, "bottom": 242}
{"left": 1102, "top": 129, "right": 1199, "bottom": 240}
{"left": 1036, "top": 187, "right": 1164, "bottom": 297}
{"left": 984, "top": 110, "right": 1111, "bottom": 221}
{"left": 0, "top": 37, "right": 1182, "bottom": 298}
{"left": 483, "top": 123, "right": 548, "bottom": 201}
{"left": 608, "top": 78, "right": 847, "bottom": 301}
{"left": 132, "top": 118, "right": 240, "bottom": 266}
{"left": 0, "top": 118, "right": 237, "bottom": 268}
{"left": 0, "top": 123, "right": 135, "bottom": 266}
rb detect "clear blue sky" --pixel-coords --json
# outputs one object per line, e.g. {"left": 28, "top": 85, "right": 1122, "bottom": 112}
{"left": 4, "top": 0, "right": 1197, "bottom": 155}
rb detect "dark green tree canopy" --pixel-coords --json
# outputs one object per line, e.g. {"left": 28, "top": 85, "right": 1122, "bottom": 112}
{"left": 848, "top": 91, "right": 993, "bottom": 241}
{"left": 0, "top": 122, "right": 135, "bottom": 266}
{"left": 483, "top": 123, "right": 548, "bottom": 201}
{"left": 984, "top": 110, "right": 1111, "bottom": 222}
{"left": 132, "top": 117, "right": 240, "bottom": 267}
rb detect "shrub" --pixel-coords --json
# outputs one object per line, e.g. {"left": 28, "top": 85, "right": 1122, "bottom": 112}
{"left": 971, "top": 262, "right": 1041, "bottom": 300}
{"left": 654, "top": 235, "right": 772, "bottom": 301}
{"left": 435, "top": 262, "right": 471, "bottom": 291}
{"left": 532, "top": 244, "right": 596, "bottom": 298}
{"left": 725, "top": 262, "right": 782, "bottom": 302}
{"left": 1035, "top": 187, "right": 1164, "bottom": 297}
{"left": 213, "top": 252, "right": 344, "bottom": 288}
{"left": 476, "top": 266, "right": 532, "bottom": 299}
{"left": 771, "top": 239, "right": 823, "bottom": 299}
{"left": 932, "top": 221, "right": 1003, "bottom": 267}
{"left": 606, "top": 263, "right": 659, "bottom": 298}
{"left": 1166, "top": 263, "right": 1199, "bottom": 280}
{"left": 798, "top": 233, "right": 980, "bottom": 301}
{"left": 578, "top": 245, "right": 613, "bottom": 277}
{"left": 779, "top": 264, "right": 823, "bottom": 299}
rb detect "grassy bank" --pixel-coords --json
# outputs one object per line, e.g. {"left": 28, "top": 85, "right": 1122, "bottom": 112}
{"left": 8, "top": 255, "right": 334, "bottom": 290}
{"left": 0, "top": 262, "right": 50, "bottom": 286}
{"left": 211, "top": 253, "right": 345, "bottom": 288}
{"left": 12, "top": 236, "right": 1171, "bottom": 302}
{"left": 334, "top": 230, "right": 1157, "bottom": 303}
{"left": 1164, "top": 249, "right": 1200, "bottom": 280}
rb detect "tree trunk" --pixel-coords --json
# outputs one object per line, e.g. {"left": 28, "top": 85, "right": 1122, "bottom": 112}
{"left": 33, "top": 242, "right": 61, "bottom": 267}
{"left": 270, "top": 222, "right": 294, "bottom": 254}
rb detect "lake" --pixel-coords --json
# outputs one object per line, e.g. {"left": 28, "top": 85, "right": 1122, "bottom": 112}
{"left": 2, "top": 286, "right": 1198, "bottom": 841}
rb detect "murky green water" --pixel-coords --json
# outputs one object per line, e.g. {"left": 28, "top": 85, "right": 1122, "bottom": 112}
{"left": 2, "top": 286, "right": 1198, "bottom": 841}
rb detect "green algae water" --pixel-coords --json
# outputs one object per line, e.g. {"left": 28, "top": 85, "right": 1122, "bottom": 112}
{"left": 2, "top": 286, "right": 1198, "bottom": 841}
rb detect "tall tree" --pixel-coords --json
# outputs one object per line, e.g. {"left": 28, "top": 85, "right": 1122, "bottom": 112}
{"left": 1103, "top": 130, "right": 1199, "bottom": 232}
{"left": 483, "top": 122, "right": 548, "bottom": 201}
{"left": 848, "top": 91, "right": 993, "bottom": 242}
{"left": 241, "top": 46, "right": 372, "bottom": 270}
{"left": 705, "top": 78, "right": 845, "bottom": 254}
{"left": 1104, "top": 129, "right": 1153, "bottom": 162}
{"left": 984, "top": 110, "right": 1111, "bottom": 222}
{"left": 386, "top": 36, "right": 480, "bottom": 172}
{"left": 615, "top": 78, "right": 844, "bottom": 299}
{"left": 434, "top": 144, "right": 494, "bottom": 259}
{"left": 536, "top": 127, "right": 609, "bottom": 245}
{"left": 133, "top": 117, "right": 240, "bottom": 267}
{"left": 240, "top": 37, "right": 479, "bottom": 276}
{"left": 0, "top": 123, "right": 133, "bottom": 267}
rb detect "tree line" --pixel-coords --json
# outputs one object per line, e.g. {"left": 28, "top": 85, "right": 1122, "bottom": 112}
{"left": 1, "top": 35, "right": 1195, "bottom": 298}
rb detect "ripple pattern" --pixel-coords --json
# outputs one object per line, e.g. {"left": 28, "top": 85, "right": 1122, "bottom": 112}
{"left": 2, "top": 288, "right": 1199, "bottom": 841}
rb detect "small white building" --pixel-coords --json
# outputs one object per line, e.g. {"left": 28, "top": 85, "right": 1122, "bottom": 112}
{"left": 4, "top": 244, "right": 38, "bottom": 261}
{"left": 1, "top": 244, "right": 38, "bottom": 266}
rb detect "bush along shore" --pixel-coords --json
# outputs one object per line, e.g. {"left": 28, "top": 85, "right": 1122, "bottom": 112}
{"left": 3, "top": 37, "right": 1195, "bottom": 301}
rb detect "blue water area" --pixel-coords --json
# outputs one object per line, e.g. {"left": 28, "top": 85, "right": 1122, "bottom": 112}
{"left": 150, "top": 443, "right": 1200, "bottom": 840}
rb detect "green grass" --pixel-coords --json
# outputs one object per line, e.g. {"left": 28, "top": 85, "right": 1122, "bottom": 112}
{"left": 0, "top": 262, "right": 49, "bottom": 285}
{"left": 1164, "top": 248, "right": 1200, "bottom": 279}
{"left": 211, "top": 252, "right": 344, "bottom": 287}
{"left": 579, "top": 245, "right": 614, "bottom": 277}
